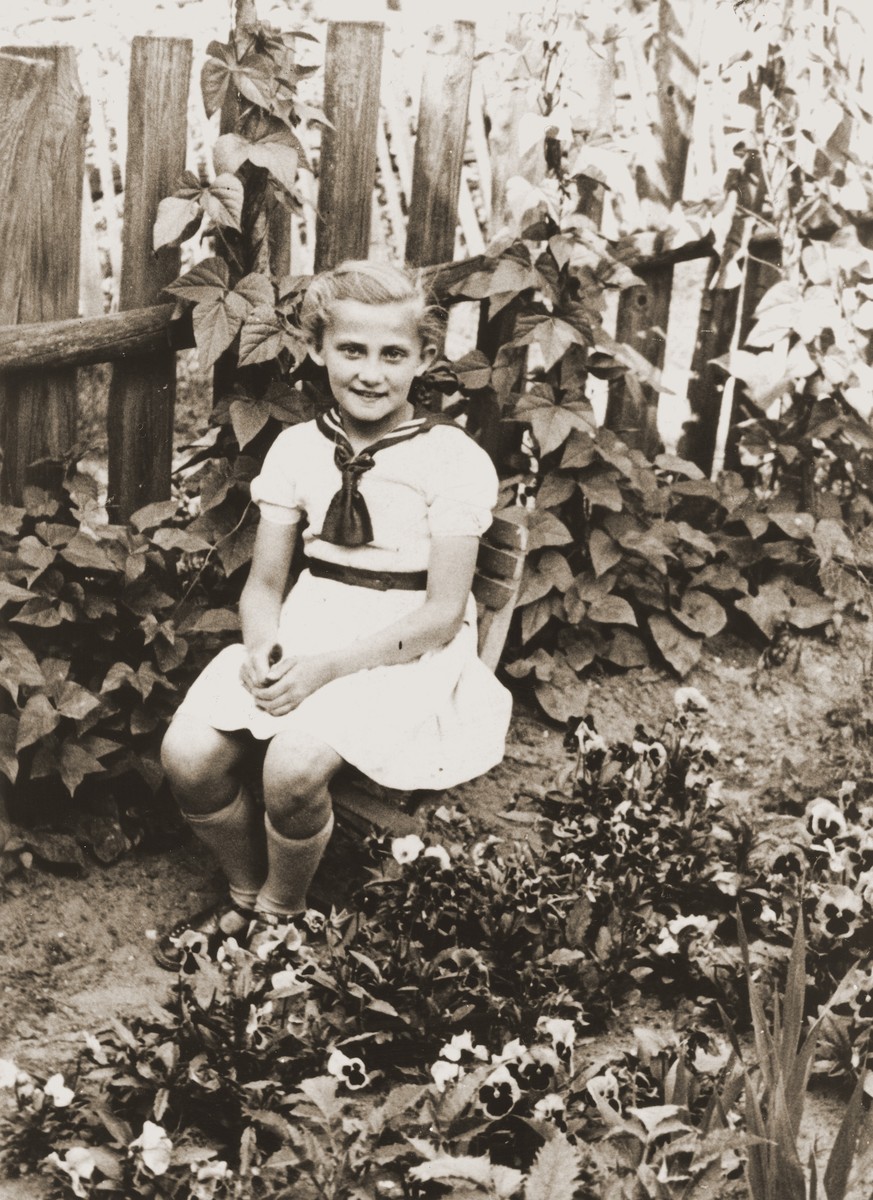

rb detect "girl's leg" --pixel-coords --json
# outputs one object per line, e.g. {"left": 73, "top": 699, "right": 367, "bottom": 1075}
{"left": 161, "top": 716, "right": 266, "bottom": 908}
{"left": 257, "top": 730, "right": 343, "bottom": 917}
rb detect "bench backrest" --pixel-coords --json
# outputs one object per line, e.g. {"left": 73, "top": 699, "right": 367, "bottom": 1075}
{"left": 473, "top": 512, "right": 529, "bottom": 671}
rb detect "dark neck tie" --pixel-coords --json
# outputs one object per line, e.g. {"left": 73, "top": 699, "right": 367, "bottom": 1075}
{"left": 315, "top": 407, "right": 449, "bottom": 546}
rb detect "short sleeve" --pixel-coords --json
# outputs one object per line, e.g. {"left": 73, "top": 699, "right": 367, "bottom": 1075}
{"left": 426, "top": 429, "right": 499, "bottom": 538}
{"left": 250, "top": 427, "right": 304, "bottom": 526}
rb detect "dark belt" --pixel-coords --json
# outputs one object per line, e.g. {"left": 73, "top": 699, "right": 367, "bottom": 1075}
{"left": 307, "top": 558, "right": 428, "bottom": 591}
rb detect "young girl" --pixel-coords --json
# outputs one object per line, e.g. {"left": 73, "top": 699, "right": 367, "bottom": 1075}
{"left": 156, "top": 260, "right": 512, "bottom": 966}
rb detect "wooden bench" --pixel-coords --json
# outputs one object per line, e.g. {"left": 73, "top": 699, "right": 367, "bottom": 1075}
{"left": 327, "top": 511, "right": 529, "bottom": 837}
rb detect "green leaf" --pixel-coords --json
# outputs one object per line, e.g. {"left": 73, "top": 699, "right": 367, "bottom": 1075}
{"left": 193, "top": 291, "right": 249, "bottom": 368}
{"left": 56, "top": 682, "right": 102, "bottom": 721}
{"left": 58, "top": 740, "right": 105, "bottom": 796}
{"left": 201, "top": 43, "right": 235, "bottom": 117}
{"left": 238, "top": 306, "right": 288, "bottom": 366}
{"left": 673, "top": 590, "right": 727, "bottom": 637}
{"left": 746, "top": 280, "right": 802, "bottom": 348}
{"left": 0, "top": 715, "right": 18, "bottom": 783}
{"left": 190, "top": 608, "right": 241, "bottom": 633}
{"left": 588, "top": 595, "right": 636, "bottom": 626}
{"left": 130, "top": 500, "right": 180, "bottom": 532}
{"left": 295, "top": 1075, "right": 342, "bottom": 1121}
{"left": 526, "top": 509, "right": 573, "bottom": 551}
{"left": 604, "top": 629, "right": 649, "bottom": 667}
{"left": 235, "top": 274, "right": 275, "bottom": 309}
{"left": 0, "top": 581, "right": 35, "bottom": 606}
{"left": 247, "top": 134, "right": 300, "bottom": 192}
{"left": 512, "top": 313, "right": 586, "bottom": 371}
{"left": 735, "top": 581, "right": 790, "bottom": 639}
{"left": 588, "top": 529, "right": 622, "bottom": 577}
{"left": 535, "top": 653, "right": 589, "bottom": 722}
{"left": 655, "top": 452, "right": 705, "bottom": 480}
{"left": 230, "top": 399, "right": 271, "bottom": 448}
{"left": 512, "top": 392, "right": 594, "bottom": 456}
{"left": 201, "top": 173, "right": 244, "bottom": 231}
{"left": 60, "top": 534, "right": 118, "bottom": 572}
{"left": 453, "top": 350, "right": 491, "bottom": 390}
{"left": 450, "top": 255, "right": 538, "bottom": 300}
{"left": 770, "top": 511, "right": 815, "bottom": 540}
{"left": 213, "top": 131, "right": 252, "bottom": 175}
{"left": 0, "top": 504, "right": 26, "bottom": 535}
{"left": 153, "top": 195, "right": 201, "bottom": 250}
{"left": 151, "top": 528, "right": 213, "bottom": 553}
{"left": 0, "top": 628, "right": 44, "bottom": 690}
{"left": 517, "top": 551, "right": 573, "bottom": 606}
{"left": 579, "top": 470, "right": 624, "bottom": 512}
{"left": 648, "top": 614, "right": 701, "bottom": 676}
{"left": 525, "top": 1133, "right": 580, "bottom": 1200}
{"left": 165, "top": 257, "right": 230, "bottom": 303}
{"left": 16, "top": 694, "right": 60, "bottom": 752}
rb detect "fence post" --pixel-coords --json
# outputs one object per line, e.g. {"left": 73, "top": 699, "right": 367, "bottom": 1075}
{"left": 315, "top": 22, "right": 384, "bottom": 271}
{"left": 107, "top": 36, "right": 192, "bottom": 521}
{"left": 405, "top": 22, "right": 475, "bottom": 267}
{"left": 0, "top": 47, "right": 87, "bottom": 503}
{"left": 605, "top": 0, "right": 701, "bottom": 455}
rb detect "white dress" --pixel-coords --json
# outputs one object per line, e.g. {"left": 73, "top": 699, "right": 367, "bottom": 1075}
{"left": 175, "top": 418, "right": 513, "bottom": 791}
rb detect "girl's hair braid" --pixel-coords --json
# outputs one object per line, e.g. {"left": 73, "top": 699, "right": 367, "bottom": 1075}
{"left": 300, "top": 260, "right": 446, "bottom": 353}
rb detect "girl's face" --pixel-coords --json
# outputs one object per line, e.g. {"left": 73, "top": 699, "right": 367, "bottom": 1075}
{"left": 310, "top": 299, "right": 436, "bottom": 439}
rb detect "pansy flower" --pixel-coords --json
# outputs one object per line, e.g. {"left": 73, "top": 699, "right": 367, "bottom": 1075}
{"left": 391, "top": 834, "right": 425, "bottom": 864}
{"left": 478, "top": 1064, "right": 521, "bottom": 1117}
{"left": 533, "top": 1092, "right": 567, "bottom": 1129}
{"left": 327, "top": 1048, "right": 369, "bottom": 1090}
{"left": 848, "top": 969, "right": 873, "bottom": 1021}
{"left": 46, "top": 1148, "right": 96, "bottom": 1199}
{"left": 130, "top": 1121, "right": 173, "bottom": 1176}
{"left": 440, "top": 1031, "right": 488, "bottom": 1063}
{"left": 536, "top": 1017, "right": 577, "bottom": 1063}
{"left": 511, "top": 1046, "right": 559, "bottom": 1092}
{"left": 586, "top": 1069, "right": 622, "bottom": 1118}
{"left": 815, "top": 885, "right": 862, "bottom": 940}
{"left": 191, "top": 1159, "right": 231, "bottom": 1200}
{"left": 430, "top": 1059, "right": 460, "bottom": 1092}
{"left": 806, "top": 797, "right": 847, "bottom": 839}
{"left": 0, "top": 1059, "right": 18, "bottom": 1089}
{"left": 674, "top": 686, "right": 709, "bottom": 713}
{"left": 423, "top": 844, "right": 452, "bottom": 871}
{"left": 44, "top": 1073, "right": 75, "bottom": 1107}
{"left": 767, "top": 844, "right": 804, "bottom": 878}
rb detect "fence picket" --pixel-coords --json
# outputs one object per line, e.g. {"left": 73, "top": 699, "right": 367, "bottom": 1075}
{"left": 405, "top": 21, "right": 475, "bottom": 267}
{"left": 0, "top": 46, "right": 86, "bottom": 503}
{"left": 315, "top": 22, "right": 384, "bottom": 271}
{"left": 107, "top": 36, "right": 191, "bottom": 521}
{"left": 605, "top": 0, "right": 702, "bottom": 455}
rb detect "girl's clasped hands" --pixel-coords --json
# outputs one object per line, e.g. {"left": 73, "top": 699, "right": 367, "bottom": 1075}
{"left": 240, "top": 646, "right": 337, "bottom": 717}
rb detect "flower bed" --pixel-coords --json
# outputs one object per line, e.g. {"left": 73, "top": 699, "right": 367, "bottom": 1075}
{"left": 2, "top": 693, "right": 872, "bottom": 1198}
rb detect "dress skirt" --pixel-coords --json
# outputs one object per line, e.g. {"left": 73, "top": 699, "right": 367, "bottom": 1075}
{"left": 175, "top": 569, "right": 512, "bottom": 791}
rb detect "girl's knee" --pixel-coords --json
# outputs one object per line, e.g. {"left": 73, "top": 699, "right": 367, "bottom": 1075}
{"left": 262, "top": 736, "right": 338, "bottom": 829}
{"left": 161, "top": 720, "right": 239, "bottom": 801}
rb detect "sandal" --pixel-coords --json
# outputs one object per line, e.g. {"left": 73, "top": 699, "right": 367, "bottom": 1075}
{"left": 153, "top": 897, "right": 257, "bottom": 971}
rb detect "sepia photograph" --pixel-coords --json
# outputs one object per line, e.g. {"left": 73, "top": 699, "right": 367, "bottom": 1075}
{"left": 1, "top": 0, "right": 873, "bottom": 1195}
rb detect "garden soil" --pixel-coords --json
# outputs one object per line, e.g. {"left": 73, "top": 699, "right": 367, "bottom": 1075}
{"left": 3, "top": 623, "right": 873, "bottom": 1197}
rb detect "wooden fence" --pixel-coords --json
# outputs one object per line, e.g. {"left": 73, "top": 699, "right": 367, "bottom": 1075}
{"left": 0, "top": 15, "right": 832, "bottom": 519}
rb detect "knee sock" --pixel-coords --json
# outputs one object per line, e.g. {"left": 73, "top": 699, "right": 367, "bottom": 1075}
{"left": 184, "top": 788, "right": 267, "bottom": 910}
{"left": 256, "top": 811, "right": 335, "bottom": 917}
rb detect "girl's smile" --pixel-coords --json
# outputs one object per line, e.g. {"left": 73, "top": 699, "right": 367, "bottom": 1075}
{"left": 310, "top": 299, "right": 436, "bottom": 445}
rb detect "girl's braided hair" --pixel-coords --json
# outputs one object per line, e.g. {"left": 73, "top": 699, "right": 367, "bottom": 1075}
{"left": 300, "top": 260, "right": 446, "bottom": 353}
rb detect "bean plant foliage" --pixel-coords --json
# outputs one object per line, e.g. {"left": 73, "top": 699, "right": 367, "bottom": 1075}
{"left": 138, "top": 11, "right": 873, "bottom": 729}
{"left": 3, "top": 696, "right": 873, "bottom": 1198}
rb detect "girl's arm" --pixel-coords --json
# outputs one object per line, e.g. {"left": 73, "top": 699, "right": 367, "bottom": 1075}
{"left": 238, "top": 517, "right": 299, "bottom": 692}
{"left": 251, "top": 534, "right": 479, "bottom": 716}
